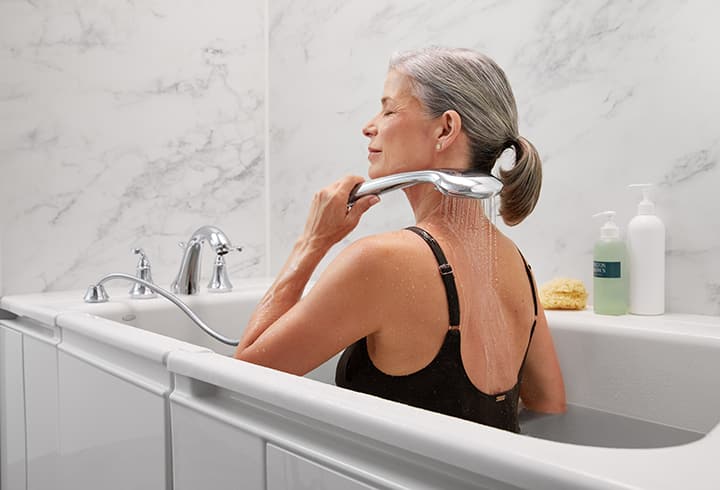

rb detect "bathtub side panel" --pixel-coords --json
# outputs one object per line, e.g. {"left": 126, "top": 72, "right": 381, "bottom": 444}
{"left": 171, "top": 402, "right": 265, "bottom": 490}
{"left": 57, "top": 351, "right": 168, "bottom": 490}
{"left": 266, "top": 444, "right": 378, "bottom": 490}
{"left": 23, "top": 335, "right": 60, "bottom": 490}
{"left": 0, "top": 324, "right": 27, "bottom": 490}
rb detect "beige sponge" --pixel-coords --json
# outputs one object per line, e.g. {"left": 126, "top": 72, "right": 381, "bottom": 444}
{"left": 539, "top": 278, "right": 588, "bottom": 310}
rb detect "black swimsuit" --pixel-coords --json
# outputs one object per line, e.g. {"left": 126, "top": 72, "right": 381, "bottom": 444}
{"left": 335, "top": 226, "right": 537, "bottom": 433}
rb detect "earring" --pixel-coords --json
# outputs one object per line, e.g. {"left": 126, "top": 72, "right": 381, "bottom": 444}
{"left": 436, "top": 142, "right": 442, "bottom": 150}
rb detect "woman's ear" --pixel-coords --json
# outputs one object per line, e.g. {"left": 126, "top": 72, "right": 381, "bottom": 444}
{"left": 434, "top": 110, "right": 463, "bottom": 150}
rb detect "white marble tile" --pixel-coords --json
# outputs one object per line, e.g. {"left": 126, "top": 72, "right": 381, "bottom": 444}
{"left": 269, "top": 0, "right": 720, "bottom": 315}
{"left": 0, "top": 0, "right": 266, "bottom": 293}
{"left": 2, "top": 0, "right": 718, "bottom": 314}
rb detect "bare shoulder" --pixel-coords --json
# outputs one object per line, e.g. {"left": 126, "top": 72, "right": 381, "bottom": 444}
{"left": 333, "top": 230, "right": 420, "bottom": 272}
{"left": 324, "top": 230, "right": 444, "bottom": 334}
{"left": 314, "top": 230, "right": 426, "bottom": 301}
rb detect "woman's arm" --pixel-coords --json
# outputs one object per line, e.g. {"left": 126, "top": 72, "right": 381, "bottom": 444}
{"left": 233, "top": 176, "right": 381, "bottom": 374}
{"left": 519, "top": 300, "right": 567, "bottom": 413}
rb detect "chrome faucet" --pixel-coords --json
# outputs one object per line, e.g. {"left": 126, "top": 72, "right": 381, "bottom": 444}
{"left": 171, "top": 225, "right": 238, "bottom": 295}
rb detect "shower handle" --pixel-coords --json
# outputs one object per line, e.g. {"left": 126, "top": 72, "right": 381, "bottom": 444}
{"left": 347, "top": 170, "right": 502, "bottom": 208}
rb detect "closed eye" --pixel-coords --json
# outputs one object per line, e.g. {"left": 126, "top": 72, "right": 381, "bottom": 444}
{"left": 380, "top": 96, "right": 396, "bottom": 117}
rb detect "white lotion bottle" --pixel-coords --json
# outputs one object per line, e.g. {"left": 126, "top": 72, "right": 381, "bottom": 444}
{"left": 627, "top": 184, "right": 665, "bottom": 315}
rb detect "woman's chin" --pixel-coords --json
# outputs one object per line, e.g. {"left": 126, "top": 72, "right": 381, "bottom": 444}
{"left": 368, "top": 165, "right": 384, "bottom": 180}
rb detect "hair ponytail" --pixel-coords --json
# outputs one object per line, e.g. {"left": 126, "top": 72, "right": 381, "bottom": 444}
{"left": 498, "top": 136, "right": 542, "bottom": 226}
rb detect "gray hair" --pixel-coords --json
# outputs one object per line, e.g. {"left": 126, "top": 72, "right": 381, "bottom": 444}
{"left": 389, "top": 47, "right": 542, "bottom": 226}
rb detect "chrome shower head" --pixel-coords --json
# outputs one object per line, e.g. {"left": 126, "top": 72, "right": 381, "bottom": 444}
{"left": 347, "top": 169, "right": 503, "bottom": 207}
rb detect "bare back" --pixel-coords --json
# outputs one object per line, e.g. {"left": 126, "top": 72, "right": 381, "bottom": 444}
{"left": 365, "top": 225, "right": 535, "bottom": 394}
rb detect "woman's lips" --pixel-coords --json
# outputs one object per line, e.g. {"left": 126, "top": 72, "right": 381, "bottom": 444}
{"left": 368, "top": 148, "right": 381, "bottom": 162}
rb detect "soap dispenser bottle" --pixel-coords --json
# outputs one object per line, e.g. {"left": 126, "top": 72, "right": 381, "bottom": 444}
{"left": 627, "top": 184, "right": 665, "bottom": 315}
{"left": 593, "top": 211, "right": 628, "bottom": 315}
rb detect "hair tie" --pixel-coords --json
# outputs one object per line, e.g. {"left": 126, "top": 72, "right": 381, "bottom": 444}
{"left": 493, "top": 138, "right": 516, "bottom": 163}
{"left": 492, "top": 137, "right": 521, "bottom": 179}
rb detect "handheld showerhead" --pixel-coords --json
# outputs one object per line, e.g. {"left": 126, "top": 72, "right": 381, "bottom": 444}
{"left": 347, "top": 169, "right": 503, "bottom": 206}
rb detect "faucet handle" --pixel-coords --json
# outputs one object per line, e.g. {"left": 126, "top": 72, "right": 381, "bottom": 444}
{"left": 215, "top": 244, "right": 243, "bottom": 255}
{"left": 207, "top": 245, "right": 243, "bottom": 293}
{"left": 177, "top": 241, "right": 241, "bottom": 254}
{"left": 207, "top": 253, "right": 233, "bottom": 293}
{"left": 129, "top": 248, "right": 157, "bottom": 299}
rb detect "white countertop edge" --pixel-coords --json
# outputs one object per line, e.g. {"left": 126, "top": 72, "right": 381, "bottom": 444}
{"left": 0, "top": 282, "right": 273, "bottom": 316}
{"left": 545, "top": 309, "right": 720, "bottom": 341}
{"left": 0, "top": 294, "right": 62, "bottom": 326}
{"left": 56, "top": 311, "right": 211, "bottom": 362}
{"left": 3, "top": 286, "right": 718, "bottom": 332}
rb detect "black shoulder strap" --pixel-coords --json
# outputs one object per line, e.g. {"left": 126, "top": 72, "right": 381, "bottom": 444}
{"left": 516, "top": 248, "right": 538, "bottom": 318}
{"left": 516, "top": 248, "right": 538, "bottom": 379}
{"left": 405, "top": 226, "right": 460, "bottom": 327}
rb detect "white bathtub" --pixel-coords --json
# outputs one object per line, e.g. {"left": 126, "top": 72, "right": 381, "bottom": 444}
{"left": 1, "top": 279, "right": 719, "bottom": 489}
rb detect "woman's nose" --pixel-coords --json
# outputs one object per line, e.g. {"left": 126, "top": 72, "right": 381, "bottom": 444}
{"left": 362, "top": 119, "right": 377, "bottom": 138}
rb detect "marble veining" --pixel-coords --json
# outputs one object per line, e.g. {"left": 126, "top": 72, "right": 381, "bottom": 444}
{"left": 0, "top": 0, "right": 266, "bottom": 293}
{"left": 661, "top": 144, "right": 718, "bottom": 186}
{"left": 1, "top": 0, "right": 718, "bottom": 314}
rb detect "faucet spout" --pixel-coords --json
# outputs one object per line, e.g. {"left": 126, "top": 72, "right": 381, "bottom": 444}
{"left": 171, "top": 225, "right": 234, "bottom": 295}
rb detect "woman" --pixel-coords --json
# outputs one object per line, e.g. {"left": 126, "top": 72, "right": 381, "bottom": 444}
{"left": 234, "top": 47, "right": 566, "bottom": 432}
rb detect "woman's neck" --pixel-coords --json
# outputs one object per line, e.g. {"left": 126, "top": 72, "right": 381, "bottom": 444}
{"left": 404, "top": 185, "right": 490, "bottom": 234}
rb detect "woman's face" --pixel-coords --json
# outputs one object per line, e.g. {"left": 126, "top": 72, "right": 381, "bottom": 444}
{"left": 362, "top": 70, "right": 439, "bottom": 179}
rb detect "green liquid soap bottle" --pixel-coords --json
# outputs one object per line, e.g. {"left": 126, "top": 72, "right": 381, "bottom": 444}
{"left": 592, "top": 211, "right": 628, "bottom": 315}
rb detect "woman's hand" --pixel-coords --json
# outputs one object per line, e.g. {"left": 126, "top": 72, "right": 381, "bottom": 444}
{"left": 301, "top": 175, "right": 380, "bottom": 252}
{"left": 235, "top": 175, "right": 379, "bottom": 355}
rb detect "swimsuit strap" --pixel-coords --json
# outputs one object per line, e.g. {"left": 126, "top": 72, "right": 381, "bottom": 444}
{"left": 405, "top": 226, "right": 460, "bottom": 327}
{"left": 515, "top": 248, "right": 538, "bottom": 378}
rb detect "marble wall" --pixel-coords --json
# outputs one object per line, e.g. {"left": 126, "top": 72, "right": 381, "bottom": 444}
{"left": 1, "top": 0, "right": 718, "bottom": 315}
{"left": 269, "top": 0, "right": 720, "bottom": 315}
{"left": 0, "top": 0, "right": 266, "bottom": 295}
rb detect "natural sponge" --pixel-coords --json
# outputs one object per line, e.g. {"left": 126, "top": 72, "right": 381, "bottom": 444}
{"left": 539, "top": 278, "right": 588, "bottom": 310}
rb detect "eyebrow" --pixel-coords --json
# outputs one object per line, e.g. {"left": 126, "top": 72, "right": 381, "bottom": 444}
{"left": 381, "top": 96, "right": 392, "bottom": 106}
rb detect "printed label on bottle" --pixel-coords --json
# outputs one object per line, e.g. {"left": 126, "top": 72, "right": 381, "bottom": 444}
{"left": 594, "top": 261, "right": 621, "bottom": 278}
